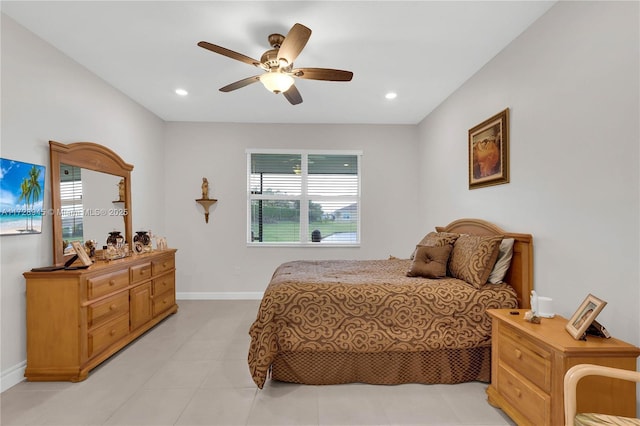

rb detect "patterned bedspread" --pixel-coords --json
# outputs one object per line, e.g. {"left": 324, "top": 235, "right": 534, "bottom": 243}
{"left": 248, "top": 259, "right": 517, "bottom": 388}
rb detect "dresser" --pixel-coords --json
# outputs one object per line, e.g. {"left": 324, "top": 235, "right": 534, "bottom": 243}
{"left": 486, "top": 309, "right": 640, "bottom": 425}
{"left": 23, "top": 249, "right": 178, "bottom": 382}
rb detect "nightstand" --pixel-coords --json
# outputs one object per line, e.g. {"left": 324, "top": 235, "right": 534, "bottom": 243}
{"left": 486, "top": 309, "right": 640, "bottom": 426}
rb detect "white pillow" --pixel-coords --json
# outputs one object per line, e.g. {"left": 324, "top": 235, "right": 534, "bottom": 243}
{"left": 488, "top": 238, "right": 515, "bottom": 284}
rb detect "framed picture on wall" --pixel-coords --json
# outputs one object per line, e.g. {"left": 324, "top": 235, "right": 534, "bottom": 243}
{"left": 468, "top": 108, "right": 509, "bottom": 189}
{"left": 0, "top": 158, "right": 46, "bottom": 235}
{"left": 565, "top": 294, "right": 607, "bottom": 340}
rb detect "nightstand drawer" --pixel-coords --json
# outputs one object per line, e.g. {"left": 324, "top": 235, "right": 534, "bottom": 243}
{"left": 87, "top": 292, "right": 129, "bottom": 328}
{"left": 499, "top": 324, "right": 551, "bottom": 392}
{"left": 497, "top": 363, "right": 550, "bottom": 426}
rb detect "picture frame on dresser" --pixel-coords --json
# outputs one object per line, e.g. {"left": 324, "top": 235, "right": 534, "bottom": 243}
{"left": 565, "top": 293, "right": 607, "bottom": 340}
{"left": 70, "top": 241, "right": 93, "bottom": 266}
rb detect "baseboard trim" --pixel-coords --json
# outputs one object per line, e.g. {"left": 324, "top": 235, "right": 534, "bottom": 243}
{"left": 1, "top": 360, "right": 26, "bottom": 393}
{"left": 176, "top": 292, "right": 263, "bottom": 300}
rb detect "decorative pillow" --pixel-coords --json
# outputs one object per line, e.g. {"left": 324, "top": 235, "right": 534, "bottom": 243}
{"left": 407, "top": 244, "right": 453, "bottom": 278}
{"left": 488, "top": 238, "right": 515, "bottom": 284}
{"left": 410, "top": 231, "right": 459, "bottom": 259}
{"left": 448, "top": 234, "right": 503, "bottom": 288}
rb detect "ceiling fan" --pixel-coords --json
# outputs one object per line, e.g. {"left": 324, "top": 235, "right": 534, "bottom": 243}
{"left": 198, "top": 23, "right": 353, "bottom": 105}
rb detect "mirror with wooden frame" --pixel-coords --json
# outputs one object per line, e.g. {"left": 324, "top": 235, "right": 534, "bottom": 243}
{"left": 49, "top": 141, "right": 133, "bottom": 265}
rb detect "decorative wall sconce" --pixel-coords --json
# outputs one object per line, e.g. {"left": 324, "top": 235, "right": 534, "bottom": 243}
{"left": 195, "top": 177, "right": 217, "bottom": 223}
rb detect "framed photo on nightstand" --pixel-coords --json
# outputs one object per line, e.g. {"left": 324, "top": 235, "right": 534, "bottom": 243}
{"left": 565, "top": 294, "right": 607, "bottom": 340}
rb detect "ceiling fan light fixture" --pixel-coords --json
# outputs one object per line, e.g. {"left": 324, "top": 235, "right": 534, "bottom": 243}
{"left": 260, "top": 72, "right": 294, "bottom": 94}
{"left": 198, "top": 22, "right": 352, "bottom": 105}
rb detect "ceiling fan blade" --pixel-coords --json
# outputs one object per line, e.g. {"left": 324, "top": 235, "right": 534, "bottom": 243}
{"left": 283, "top": 84, "right": 303, "bottom": 105}
{"left": 291, "top": 68, "right": 353, "bottom": 81}
{"left": 278, "top": 23, "right": 311, "bottom": 66}
{"left": 198, "top": 41, "right": 262, "bottom": 68}
{"left": 219, "top": 76, "right": 261, "bottom": 92}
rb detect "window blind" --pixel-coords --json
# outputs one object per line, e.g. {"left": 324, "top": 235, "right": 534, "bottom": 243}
{"left": 248, "top": 151, "right": 360, "bottom": 245}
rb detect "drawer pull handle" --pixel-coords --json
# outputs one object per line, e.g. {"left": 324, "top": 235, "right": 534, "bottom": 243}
{"left": 109, "top": 280, "right": 116, "bottom": 286}
{"left": 514, "top": 349, "right": 522, "bottom": 359}
{"left": 109, "top": 304, "right": 117, "bottom": 310}
{"left": 110, "top": 329, "right": 116, "bottom": 336}
{"left": 163, "top": 262, "right": 168, "bottom": 268}
{"left": 515, "top": 388, "right": 522, "bottom": 398}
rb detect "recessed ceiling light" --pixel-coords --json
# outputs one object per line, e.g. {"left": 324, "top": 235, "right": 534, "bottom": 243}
{"left": 385, "top": 92, "right": 397, "bottom": 100}
{"left": 175, "top": 88, "right": 188, "bottom": 96}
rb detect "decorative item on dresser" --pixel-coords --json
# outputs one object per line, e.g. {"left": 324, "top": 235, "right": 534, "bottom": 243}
{"left": 565, "top": 293, "right": 607, "bottom": 340}
{"left": 23, "top": 249, "right": 178, "bottom": 382}
{"left": 486, "top": 308, "right": 640, "bottom": 426}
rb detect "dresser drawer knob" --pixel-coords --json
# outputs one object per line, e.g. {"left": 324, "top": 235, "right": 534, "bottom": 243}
{"left": 162, "top": 262, "right": 168, "bottom": 268}
{"left": 515, "top": 388, "right": 522, "bottom": 398}
{"left": 110, "top": 329, "right": 116, "bottom": 336}
{"left": 514, "top": 349, "right": 522, "bottom": 359}
{"left": 110, "top": 304, "right": 117, "bottom": 311}
{"left": 109, "top": 280, "right": 116, "bottom": 286}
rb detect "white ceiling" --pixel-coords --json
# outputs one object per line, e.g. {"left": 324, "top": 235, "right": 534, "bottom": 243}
{"left": 2, "top": 1, "right": 555, "bottom": 124}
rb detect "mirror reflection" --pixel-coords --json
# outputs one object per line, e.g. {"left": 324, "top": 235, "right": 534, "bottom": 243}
{"left": 50, "top": 141, "right": 133, "bottom": 265}
{"left": 60, "top": 164, "right": 127, "bottom": 252}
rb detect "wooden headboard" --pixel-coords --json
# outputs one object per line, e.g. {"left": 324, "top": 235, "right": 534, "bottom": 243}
{"left": 435, "top": 218, "right": 533, "bottom": 309}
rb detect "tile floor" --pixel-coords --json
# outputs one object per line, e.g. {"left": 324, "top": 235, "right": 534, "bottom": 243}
{"left": 1, "top": 300, "right": 515, "bottom": 425}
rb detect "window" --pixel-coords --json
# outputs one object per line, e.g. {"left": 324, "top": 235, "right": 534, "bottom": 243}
{"left": 248, "top": 150, "right": 361, "bottom": 245}
{"left": 60, "top": 165, "right": 83, "bottom": 241}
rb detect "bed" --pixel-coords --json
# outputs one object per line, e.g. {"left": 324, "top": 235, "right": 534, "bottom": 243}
{"left": 248, "top": 218, "right": 533, "bottom": 389}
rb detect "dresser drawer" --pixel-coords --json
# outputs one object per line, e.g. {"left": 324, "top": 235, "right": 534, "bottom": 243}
{"left": 130, "top": 262, "right": 152, "bottom": 283}
{"left": 152, "top": 273, "right": 175, "bottom": 297}
{"left": 152, "top": 256, "right": 175, "bottom": 276}
{"left": 87, "top": 292, "right": 129, "bottom": 328}
{"left": 87, "top": 270, "right": 129, "bottom": 299}
{"left": 87, "top": 314, "right": 129, "bottom": 358}
{"left": 153, "top": 290, "right": 175, "bottom": 316}
{"left": 497, "top": 363, "right": 551, "bottom": 426}
{"left": 499, "top": 324, "right": 551, "bottom": 393}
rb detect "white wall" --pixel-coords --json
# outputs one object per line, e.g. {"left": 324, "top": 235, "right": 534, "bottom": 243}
{"left": 417, "top": 1, "right": 639, "bottom": 345}
{"left": 0, "top": 14, "right": 166, "bottom": 391}
{"left": 163, "top": 122, "right": 420, "bottom": 297}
